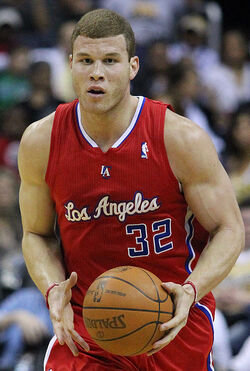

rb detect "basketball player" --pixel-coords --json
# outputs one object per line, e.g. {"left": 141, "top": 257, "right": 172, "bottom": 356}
{"left": 18, "top": 9, "right": 244, "bottom": 371}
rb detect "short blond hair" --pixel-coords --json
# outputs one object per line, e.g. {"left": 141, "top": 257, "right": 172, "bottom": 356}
{"left": 71, "top": 9, "right": 135, "bottom": 60}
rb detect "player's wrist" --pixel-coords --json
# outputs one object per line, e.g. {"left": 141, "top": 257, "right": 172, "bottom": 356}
{"left": 181, "top": 280, "right": 197, "bottom": 307}
{"left": 45, "top": 283, "right": 60, "bottom": 309}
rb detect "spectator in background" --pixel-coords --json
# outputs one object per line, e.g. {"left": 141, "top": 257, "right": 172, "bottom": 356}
{"left": 0, "top": 105, "right": 28, "bottom": 171}
{"left": 132, "top": 40, "right": 171, "bottom": 97}
{"left": 202, "top": 30, "right": 250, "bottom": 118}
{"left": 167, "top": 14, "right": 219, "bottom": 80}
{"left": 0, "top": 7, "right": 23, "bottom": 70}
{"left": 223, "top": 102, "right": 250, "bottom": 204}
{"left": 0, "top": 166, "right": 53, "bottom": 370}
{"left": 156, "top": 61, "right": 225, "bottom": 155}
{"left": 0, "top": 0, "right": 53, "bottom": 48}
{"left": 31, "top": 21, "right": 77, "bottom": 102}
{"left": 0, "top": 288, "right": 53, "bottom": 370}
{"left": 0, "top": 46, "right": 30, "bottom": 111}
{"left": 0, "top": 167, "right": 23, "bottom": 296}
{"left": 179, "top": 0, "right": 222, "bottom": 52}
{"left": 213, "top": 200, "right": 250, "bottom": 371}
{"left": 20, "top": 61, "right": 61, "bottom": 124}
{"left": 0, "top": 167, "right": 20, "bottom": 238}
{"left": 56, "top": 0, "right": 96, "bottom": 23}
{"left": 100, "top": 0, "right": 183, "bottom": 53}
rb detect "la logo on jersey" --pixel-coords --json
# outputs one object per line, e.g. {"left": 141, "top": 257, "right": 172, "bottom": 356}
{"left": 101, "top": 165, "right": 111, "bottom": 179}
{"left": 141, "top": 142, "right": 149, "bottom": 159}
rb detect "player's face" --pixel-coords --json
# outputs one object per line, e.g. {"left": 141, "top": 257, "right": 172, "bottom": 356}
{"left": 70, "top": 34, "right": 139, "bottom": 114}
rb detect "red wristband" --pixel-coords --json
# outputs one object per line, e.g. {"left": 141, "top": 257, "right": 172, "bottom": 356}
{"left": 182, "top": 280, "right": 197, "bottom": 306}
{"left": 45, "top": 283, "right": 59, "bottom": 309}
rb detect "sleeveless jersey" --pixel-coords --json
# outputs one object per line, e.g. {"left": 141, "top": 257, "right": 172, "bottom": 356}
{"left": 45, "top": 97, "right": 215, "bottom": 314}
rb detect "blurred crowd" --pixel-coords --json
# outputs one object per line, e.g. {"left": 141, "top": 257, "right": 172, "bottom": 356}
{"left": 0, "top": 0, "right": 249, "bottom": 370}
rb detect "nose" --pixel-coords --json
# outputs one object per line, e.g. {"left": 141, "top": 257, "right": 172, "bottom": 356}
{"left": 90, "top": 61, "right": 104, "bottom": 81}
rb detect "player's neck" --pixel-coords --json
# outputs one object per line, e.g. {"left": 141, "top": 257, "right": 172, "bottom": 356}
{"left": 79, "top": 94, "right": 139, "bottom": 153}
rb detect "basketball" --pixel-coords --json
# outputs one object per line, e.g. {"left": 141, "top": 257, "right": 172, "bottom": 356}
{"left": 82, "top": 266, "right": 174, "bottom": 356}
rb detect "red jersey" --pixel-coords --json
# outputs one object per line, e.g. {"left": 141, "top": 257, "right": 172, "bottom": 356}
{"left": 46, "top": 96, "right": 214, "bottom": 312}
{"left": 45, "top": 97, "right": 215, "bottom": 371}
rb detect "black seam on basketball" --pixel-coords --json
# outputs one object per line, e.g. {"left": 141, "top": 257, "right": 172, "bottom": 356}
{"left": 82, "top": 306, "right": 173, "bottom": 315}
{"left": 90, "top": 320, "right": 164, "bottom": 342}
{"left": 138, "top": 267, "right": 170, "bottom": 304}
{"left": 137, "top": 268, "right": 161, "bottom": 354}
{"left": 95, "top": 275, "right": 169, "bottom": 303}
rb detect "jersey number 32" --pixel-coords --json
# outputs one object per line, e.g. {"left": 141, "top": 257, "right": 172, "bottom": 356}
{"left": 126, "top": 218, "right": 173, "bottom": 258}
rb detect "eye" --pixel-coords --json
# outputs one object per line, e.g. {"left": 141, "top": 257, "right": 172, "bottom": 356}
{"left": 104, "top": 58, "right": 116, "bottom": 65}
{"left": 80, "top": 58, "right": 92, "bottom": 64}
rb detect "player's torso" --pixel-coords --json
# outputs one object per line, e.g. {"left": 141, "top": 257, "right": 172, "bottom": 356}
{"left": 46, "top": 97, "right": 209, "bottom": 306}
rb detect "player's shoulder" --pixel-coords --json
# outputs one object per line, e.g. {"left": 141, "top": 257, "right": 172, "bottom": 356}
{"left": 165, "top": 109, "right": 214, "bottom": 153}
{"left": 18, "top": 112, "right": 55, "bottom": 182}
{"left": 164, "top": 109, "right": 218, "bottom": 183}
{"left": 20, "top": 112, "right": 55, "bottom": 151}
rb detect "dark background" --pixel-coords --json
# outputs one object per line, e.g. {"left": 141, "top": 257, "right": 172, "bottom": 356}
{"left": 215, "top": 0, "right": 250, "bottom": 36}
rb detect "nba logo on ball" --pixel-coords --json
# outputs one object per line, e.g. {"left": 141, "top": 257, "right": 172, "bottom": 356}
{"left": 93, "top": 280, "right": 106, "bottom": 302}
{"left": 83, "top": 266, "right": 174, "bottom": 356}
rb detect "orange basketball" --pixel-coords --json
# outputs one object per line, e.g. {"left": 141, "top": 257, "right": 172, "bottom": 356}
{"left": 82, "top": 266, "right": 174, "bottom": 356}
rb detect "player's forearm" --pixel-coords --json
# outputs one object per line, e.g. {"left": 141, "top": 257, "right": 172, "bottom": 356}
{"left": 186, "top": 223, "right": 244, "bottom": 301}
{"left": 22, "top": 231, "right": 66, "bottom": 295}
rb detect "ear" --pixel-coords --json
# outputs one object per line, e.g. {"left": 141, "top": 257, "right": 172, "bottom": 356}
{"left": 129, "top": 56, "right": 140, "bottom": 81}
{"left": 69, "top": 54, "right": 73, "bottom": 69}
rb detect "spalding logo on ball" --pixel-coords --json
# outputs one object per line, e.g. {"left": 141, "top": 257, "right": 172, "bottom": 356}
{"left": 82, "top": 266, "right": 174, "bottom": 356}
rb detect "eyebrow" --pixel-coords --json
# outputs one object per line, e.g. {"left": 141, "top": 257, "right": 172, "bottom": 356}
{"left": 75, "top": 52, "right": 121, "bottom": 58}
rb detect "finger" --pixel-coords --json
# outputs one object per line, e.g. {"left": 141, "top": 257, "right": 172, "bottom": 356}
{"left": 64, "top": 329, "right": 80, "bottom": 356}
{"left": 70, "top": 329, "right": 90, "bottom": 351}
{"left": 159, "top": 314, "right": 185, "bottom": 331}
{"left": 147, "top": 343, "right": 165, "bottom": 356}
{"left": 161, "top": 282, "right": 179, "bottom": 294}
{"left": 154, "top": 324, "right": 183, "bottom": 349}
{"left": 52, "top": 321, "right": 65, "bottom": 345}
{"left": 67, "top": 272, "right": 78, "bottom": 290}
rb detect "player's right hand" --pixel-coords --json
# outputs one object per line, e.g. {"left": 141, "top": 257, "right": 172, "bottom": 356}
{"left": 47, "top": 272, "right": 90, "bottom": 356}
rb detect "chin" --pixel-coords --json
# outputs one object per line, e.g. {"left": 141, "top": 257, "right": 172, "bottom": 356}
{"left": 85, "top": 102, "right": 110, "bottom": 114}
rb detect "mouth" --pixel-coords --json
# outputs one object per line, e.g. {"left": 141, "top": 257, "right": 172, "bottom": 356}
{"left": 87, "top": 88, "right": 105, "bottom": 95}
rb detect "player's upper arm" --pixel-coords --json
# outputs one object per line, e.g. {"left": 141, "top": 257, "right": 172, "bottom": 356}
{"left": 18, "top": 113, "right": 55, "bottom": 236}
{"left": 165, "top": 109, "right": 244, "bottom": 237}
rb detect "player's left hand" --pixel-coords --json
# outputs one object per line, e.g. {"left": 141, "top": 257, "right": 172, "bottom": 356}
{"left": 147, "top": 282, "right": 195, "bottom": 356}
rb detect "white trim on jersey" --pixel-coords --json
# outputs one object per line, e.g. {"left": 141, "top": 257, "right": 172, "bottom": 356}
{"left": 184, "top": 207, "right": 196, "bottom": 274}
{"left": 76, "top": 96, "right": 145, "bottom": 148}
{"left": 44, "top": 335, "right": 57, "bottom": 371}
{"left": 195, "top": 302, "right": 215, "bottom": 371}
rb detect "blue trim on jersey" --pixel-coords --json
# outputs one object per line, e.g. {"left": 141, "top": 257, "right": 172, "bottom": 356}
{"left": 75, "top": 97, "right": 145, "bottom": 149}
{"left": 195, "top": 302, "right": 214, "bottom": 371}
{"left": 115, "top": 96, "right": 145, "bottom": 147}
{"left": 207, "top": 352, "right": 214, "bottom": 371}
{"left": 75, "top": 101, "right": 97, "bottom": 147}
{"left": 195, "top": 303, "right": 214, "bottom": 335}
{"left": 185, "top": 214, "right": 195, "bottom": 274}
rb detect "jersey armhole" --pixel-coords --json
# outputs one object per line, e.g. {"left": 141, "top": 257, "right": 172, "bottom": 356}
{"left": 159, "top": 105, "right": 183, "bottom": 192}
